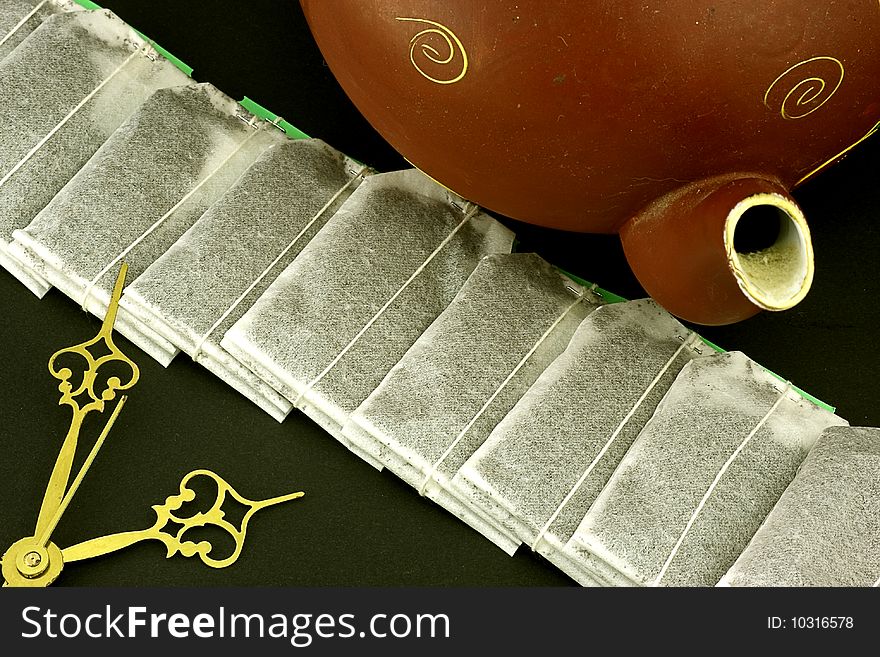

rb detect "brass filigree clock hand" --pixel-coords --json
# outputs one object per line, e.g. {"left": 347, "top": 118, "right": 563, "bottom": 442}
{"left": 1, "top": 396, "right": 126, "bottom": 588}
{"left": 36, "top": 396, "right": 128, "bottom": 548}
{"left": 60, "top": 470, "right": 303, "bottom": 568}
{"left": 34, "top": 264, "right": 139, "bottom": 537}
{"left": 1, "top": 264, "right": 137, "bottom": 587}
{"left": 2, "top": 262, "right": 303, "bottom": 586}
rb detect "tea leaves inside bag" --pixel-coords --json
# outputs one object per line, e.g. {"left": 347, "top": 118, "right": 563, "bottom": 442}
{"left": 346, "top": 253, "right": 601, "bottom": 552}
{"left": 0, "top": 0, "right": 44, "bottom": 37}
{"left": 720, "top": 426, "right": 880, "bottom": 587}
{"left": 120, "top": 139, "right": 367, "bottom": 419}
{"left": 222, "top": 169, "right": 514, "bottom": 446}
{"left": 0, "top": 10, "right": 190, "bottom": 295}
{"left": 570, "top": 351, "right": 848, "bottom": 586}
{"left": 0, "top": 0, "right": 78, "bottom": 61}
{"left": 10, "top": 83, "right": 281, "bottom": 328}
{"left": 451, "top": 299, "right": 702, "bottom": 576}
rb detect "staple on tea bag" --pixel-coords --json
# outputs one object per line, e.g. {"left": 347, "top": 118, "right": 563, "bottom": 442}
{"left": 119, "top": 139, "right": 369, "bottom": 420}
{"left": 719, "top": 426, "right": 880, "bottom": 587}
{"left": 0, "top": 0, "right": 79, "bottom": 61}
{"left": 222, "top": 169, "right": 514, "bottom": 463}
{"left": 567, "top": 351, "right": 848, "bottom": 587}
{"left": 343, "top": 253, "right": 602, "bottom": 554}
{"left": 9, "top": 82, "right": 283, "bottom": 363}
{"left": 0, "top": 9, "right": 191, "bottom": 296}
{"left": 449, "top": 300, "right": 703, "bottom": 575}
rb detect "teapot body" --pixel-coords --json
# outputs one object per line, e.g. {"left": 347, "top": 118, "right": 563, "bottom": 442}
{"left": 302, "top": 0, "right": 880, "bottom": 231}
{"left": 302, "top": 1, "right": 880, "bottom": 323}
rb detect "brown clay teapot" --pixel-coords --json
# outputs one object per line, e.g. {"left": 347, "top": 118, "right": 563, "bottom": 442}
{"left": 301, "top": 1, "right": 880, "bottom": 325}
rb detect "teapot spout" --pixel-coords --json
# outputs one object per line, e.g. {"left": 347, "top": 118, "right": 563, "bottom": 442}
{"left": 619, "top": 175, "right": 814, "bottom": 325}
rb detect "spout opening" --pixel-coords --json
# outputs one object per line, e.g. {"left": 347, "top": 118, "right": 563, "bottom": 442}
{"left": 724, "top": 193, "right": 814, "bottom": 312}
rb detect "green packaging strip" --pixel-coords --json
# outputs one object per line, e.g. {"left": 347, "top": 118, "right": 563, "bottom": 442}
{"left": 240, "top": 97, "right": 310, "bottom": 140}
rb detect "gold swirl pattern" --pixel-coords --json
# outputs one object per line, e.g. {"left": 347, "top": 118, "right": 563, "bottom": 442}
{"left": 764, "top": 56, "right": 845, "bottom": 120}
{"left": 395, "top": 17, "right": 469, "bottom": 85}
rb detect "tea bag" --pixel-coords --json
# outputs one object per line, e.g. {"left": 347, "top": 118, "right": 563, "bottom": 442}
{"left": 567, "top": 351, "right": 848, "bottom": 587}
{"left": 344, "top": 253, "right": 601, "bottom": 553}
{"left": 0, "top": 0, "right": 79, "bottom": 61}
{"left": 119, "top": 139, "right": 369, "bottom": 420}
{"left": 9, "top": 83, "right": 282, "bottom": 363}
{"left": 451, "top": 299, "right": 704, "bottom": 576}
{"left": 720, "top": 426, "right": 880, "bottom": 587}
{"left": 0, "top": 9, "right": 190, "bottom": 296}
{"left": 222, "top": 169, "right": 514, "bottom": 464}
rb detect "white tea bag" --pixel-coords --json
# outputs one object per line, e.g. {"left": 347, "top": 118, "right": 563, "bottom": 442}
{"left": 568, "top": 351, "right": 848, "bottom": 587}
{"left": 0, "top": 9, "right": 189, "bottom": 295}
{"left": 222, "top": 169, "right": 514, "bottom": 462}
{"left": 450, "top": 299, "right": 703, "bottom": 576}
{"left": 120, "top": 139, "right": 368, "bottom": 420}
{"left": 720, "top": 426, "right": 880, "bottom": 587}
{"left": 0, "top": 0, "right": 80, "bottom": 61}
{"left": 9, "top": 82, "right": 281, "bottom": 363}
{"left": 344, "top": 253, "right": 601, "bottom": 554}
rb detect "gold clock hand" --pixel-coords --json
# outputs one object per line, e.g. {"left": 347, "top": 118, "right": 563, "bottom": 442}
{"left": 0, "top": 396, "right": 127, "bottom": 588}
{"left": 61, "top": 529, "right": 155, "bottom": 563}
{"left": 36, "top": 396, "right": 127, "bottom": 547}
{"left": 3, "top": 264, "right": 138, "bottom": 587}
{"left": 34, "top": 264, "right": 139, "bottom": 537}
{"left": 34, "top": 414, "right": 86, "bottom": 536}
{"left": 60, "top": 470, "right": 304, "bottom": 569}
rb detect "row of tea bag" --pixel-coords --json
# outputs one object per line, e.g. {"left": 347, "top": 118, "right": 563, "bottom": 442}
{"left": 222, "top": 169, "right": 515, "bottom": 463}
{"left": 559, "top": 352, "right": 847, "bottom": 586}
{"left": 10, "top": 81, "right": 284, "bottom": 358}
{"left": 0, "top": 1, "right": 518, "bottom": 426}
{"left": 118, "top": 139, "right": 369, "bottom": 419}
{"left": 344, "top": 253, "right": 603, "bottom": 553}
{"left": 305, "top": 261, "right": 853, "bottom": 586}
{"left": 0, "top": 8, "right": 190, "bottom": 295}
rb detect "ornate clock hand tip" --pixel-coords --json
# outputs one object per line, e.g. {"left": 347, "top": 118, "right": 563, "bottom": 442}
{"left": 99, "top": 262, "right": 129, "bottom": 335}
{"left": 250, "top": 490, "right": 305, "bottom": 512}
{"left": 57, "top": 473, "right": 305, "bottom": 574}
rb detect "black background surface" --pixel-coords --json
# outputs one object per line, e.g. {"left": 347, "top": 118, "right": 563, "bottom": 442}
{"left": 0, "top": 0, "right": 877, "bottom": 587}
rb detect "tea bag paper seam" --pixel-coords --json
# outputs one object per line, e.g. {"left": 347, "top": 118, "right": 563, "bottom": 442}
{"left": 651, "top": 382, "right": 791, "bottom": 586}
{"left": 0, "top": 243, "right": 48, "bottom": 296}
{"left": 81, "top": 122, "right": 263, "bottom": 309}
{"left": 191, "top": 165, "right": 370, "bottom": 361}
{"left": 418, "top": 291, "right": 589, "bottom": 496}
{"left": 0, "top": 46, "right": 141, "bottom": 193}
{"left": 0, "top": 0, "right": 48, "bottom": 49}
{"left": 292, "top": 203, "right": 479, "bottom": 407}
{"left": 532, "top": 332, "right": 701, "bottom": 552}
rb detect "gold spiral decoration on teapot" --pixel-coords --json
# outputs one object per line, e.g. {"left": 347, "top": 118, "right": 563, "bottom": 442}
{"left": 395, "top": 17, "right": 469, "bottom": 85}
{"left": 764, "top": 56, "right": 845, "bottom": 120}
